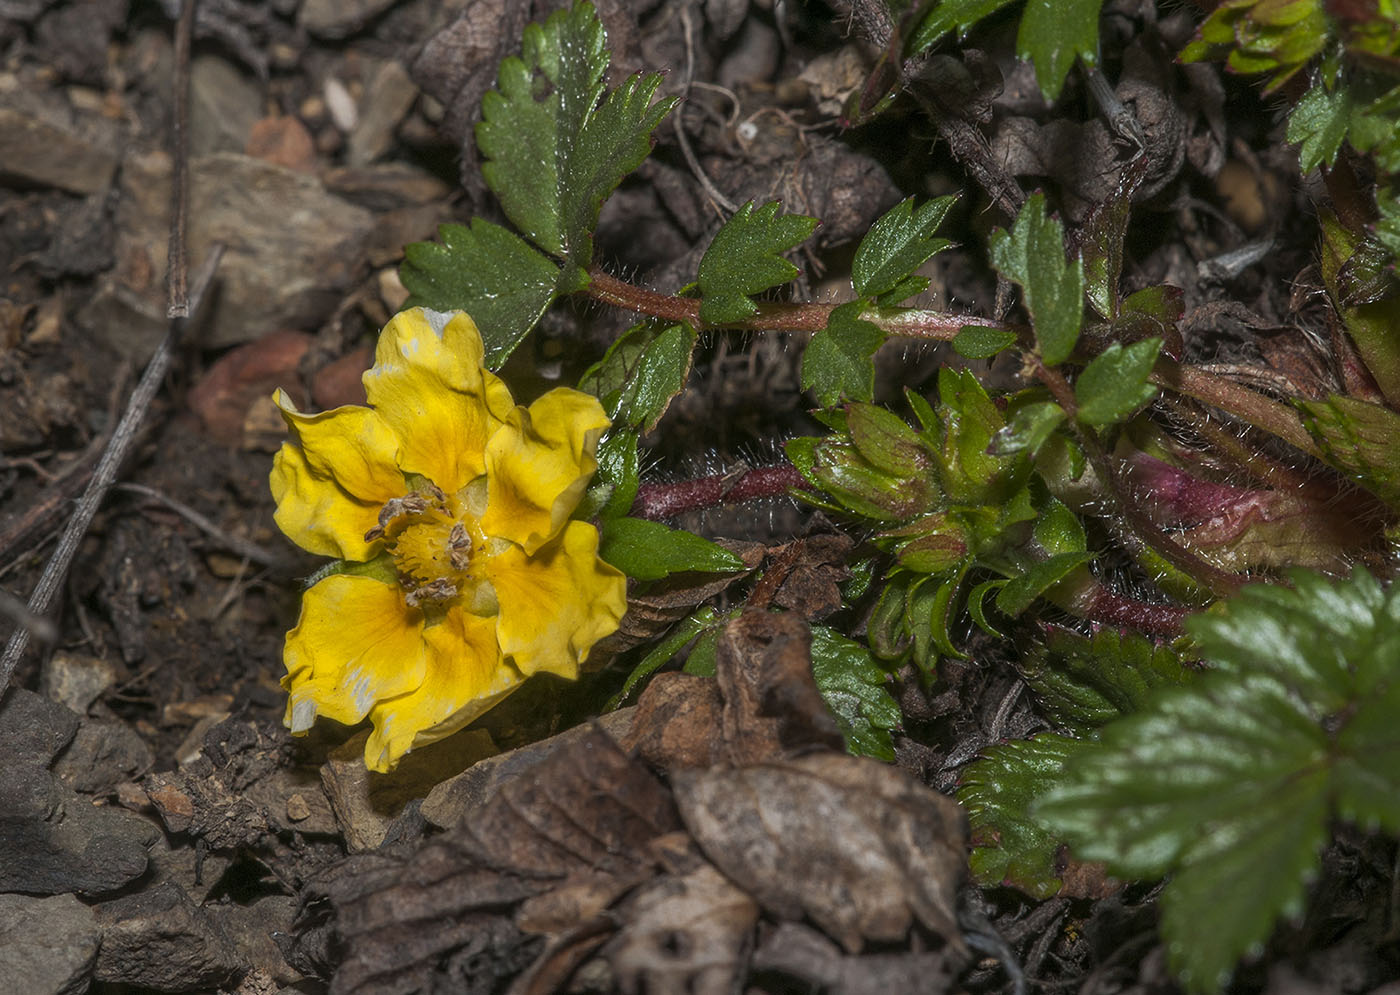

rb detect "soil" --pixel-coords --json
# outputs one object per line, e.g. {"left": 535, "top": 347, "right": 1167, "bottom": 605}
{"left": 0, "top": 2, "right": 1396, "bottom": 994}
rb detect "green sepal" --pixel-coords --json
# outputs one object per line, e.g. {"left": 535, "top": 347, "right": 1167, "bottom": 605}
{"left": 303, "top": 552, "right": 399, "bottom": 590}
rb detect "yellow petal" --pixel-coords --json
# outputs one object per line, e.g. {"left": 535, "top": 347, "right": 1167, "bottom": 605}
{"left": 485, "top": 521, "right": 627, "bottom": 680}
{"left": 362, "top": 606, "right": 519, "bottom": 772}
{"left": 362, "top": 308, "right": 515, "bottom": 494}
{"left": 282, "top": 575, "right": 428, "bottom": 733}
{"left": 271, "top": 390, "right": 404, "bottom": 560}
{"left": 481, "top": 388, "right": 611, "bottom": 553}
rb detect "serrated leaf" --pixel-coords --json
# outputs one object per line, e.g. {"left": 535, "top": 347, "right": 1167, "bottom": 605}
{"left": 697, "top": 201, "right": 818, "bottom": 325}
{"left": 1017, "top": 0, "right": 1100, "bottom": 101}
{"left": 1074, "top": 338, "right": 1162, "bottom": 427}
{"left": 989, "top": 193, "right": 1085, "bottom": 366}
{"left": 802, "top": 301, "right": 886, "bottom": 405}
{"left": 996, "top": 552, "right": 1093, "bottom": 617}
{"left": 598, "top": 517, "right": 745, "bottom": 580}
{"left": 961, "top": 733, "right": 1088, "bottom": 898}
{"left": 400, "top": 220, "right": 582, "bottom": 368}
{"left": 809, "top": 625, "right": 901, "bottom": 761}
{"left": 852, "top": 195, "right": 956, "bottom": 301}
{"left": 952, "top": 325, "right": 1019, "bottom": 359}
{"left": 579, "top": 321, "right": 697, "bottom": 431}
{"left": 1039, "top": 567, "right": 1400, "bottom": 994}
{"left": 1286, "top": 81, "right": 1353, "bottom": 173}
{"left": 1297, "top": 393, "right": 1400, "bottom": 507}
{"left": 476, "top": 3, "right": 676, "bottom": 267}
{"left": 1021, "top": 625, "right": 1194, "bottom": 732}
{"left": 908, "top": 0, "right": 1016, "bottom": 52}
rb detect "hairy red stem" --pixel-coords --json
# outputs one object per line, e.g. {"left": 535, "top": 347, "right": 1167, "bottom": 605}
{"left": 632, "top": 463, "right": 807, "bottom": 520}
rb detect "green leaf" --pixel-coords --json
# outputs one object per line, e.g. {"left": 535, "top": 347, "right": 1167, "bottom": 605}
{"left": 967, "top": 578, "right": 1008, "bottom": 636}
{"left": 577, "top": 427, "right": 640, "bottom": 521}
{"left": 1297, "top": 393, "right": 1400, "bottom": 507}
{"left": 952, "top": 325, "right": 1019, "bottom": 359}
{"left": 598, "top": 517, "right": 745, "bottom": 580}
{"left": 996, "top": 552, "right": 1093, "bottom": 617}
{"left": 1017, "top": 0, "right": 1100, "bottom": 101}
{"left": 990, "top": 399, "right": 1065, "bottom": 460}
{"left": 852, "top": 195, "right": 956, "bottom": 302}
{"left": 607, "top": 607, "right": 718, "bottom": 709}
{"left": 1039, "top": 568, "right": 1400, "bottom": 994}
{"left": 476, "top": 3, "right": 676, "bottom": 267}
{"left": 400, "top": 220, "right": 582, "bottom": 368}
{"left": 989, "top": 193, "right": 1085, "bottom": 366}
{"left": 579, "top": 321, "right": 697, "bottom": 431}
{"left": 683, "top": 625, "right": 724, "bottom": 676}
{"left": 810, "top": 625, "right": 901, "bottom": 761}
{"left": 908, "top": 0, "right": 1016, "bottom": 52}
{"left": 1376, "top": 188, "right": 1400, "bottom": 259}
{"left": 1286, "top": 81, "right": 1353, "bottom": 173}
{"left": 1021, "top": 625, "right": 1194, "bottom": 733}
{"left": 1074, "top": 338, "right": 1162, "bottom": 427}
{"left": 961, "top": 733, "right": 1089, "bottom": 898}
{"left": 802, "top": 301, "right": 886, "bottom": 405}
{"left": 697, "top": 201, "right": 818, "bottom": 325}
{"left": 907, "top": 563, "right": 970, "bottom": 669}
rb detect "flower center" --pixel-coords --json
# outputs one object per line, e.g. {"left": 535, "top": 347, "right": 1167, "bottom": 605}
{"left": 366, "top": 484, "right": 486, "bottom": 608}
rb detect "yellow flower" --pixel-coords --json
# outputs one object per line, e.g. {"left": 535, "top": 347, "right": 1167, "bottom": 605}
{"left": 270, "top": 308, "right": 627, "bottom": 772}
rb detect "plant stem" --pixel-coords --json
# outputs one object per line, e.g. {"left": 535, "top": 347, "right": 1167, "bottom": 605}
{"left": 1150, "top": 359, "right": 1321, "bottom": 459}
{"left": 632, "top": 462, "right": 807, "bottom": 520}
{"left": 1035, "top": 362, "right": 1245, "bottom": 598}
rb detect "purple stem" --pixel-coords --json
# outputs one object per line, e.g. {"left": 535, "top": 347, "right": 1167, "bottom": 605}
{"left": 631, "top": 463, "right": 808, "bottom": 520}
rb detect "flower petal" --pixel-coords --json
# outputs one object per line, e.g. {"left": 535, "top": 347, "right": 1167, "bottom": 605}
{"left": 485, "top": 521, "right": 627, "bottom": 680}
{"left": 282, "top": 574, "right": 428, "bottom": 734}
{"left": 481, "top": 388, "right": 611, "bottom": 553}
{"left": 271, "top": 389, "right": 404, "bottom": 560}
{"left": 362, "top": 606, "right": 519, "bottom": 772}
{"left": 362, "top": 308, "right": 515, "bottom": 493}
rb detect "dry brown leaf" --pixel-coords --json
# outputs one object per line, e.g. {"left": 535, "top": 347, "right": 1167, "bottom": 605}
{"left": 673, "top": 753, "right": 969, "bottom": 956}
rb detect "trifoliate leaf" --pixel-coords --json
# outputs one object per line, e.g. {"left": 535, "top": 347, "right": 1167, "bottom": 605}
{"left": 960, "top": 733, "right": 1089, "bottom": 899}
{"left": 952, "top": 325, "right": 1019, "bottom": 359}
{"left": 852, "top": 195, "right": 956, "bottom": 302}
{"left": 598, "top": 517, "right": 745, "bottom": 580}
{"left": 908, "top": 0, "right": 1016, "bottom": 52}
{"left": 1039, "top": 568, "right": 1400, "bottom": 994}
{"left": 1017, "top": 0, "right": 1100, "bottom": 101}
{"left": 400, "top": 220, "right": 583, "bottom": 368}
{"left": 809, "top": 625, "right": 901, "bottom": 762}
{"left": 1297, "top": 393, "right": 1400, "bottom": 507}
{"left": 1286, "top": 82, "right": 1353, "bottom": 173}
{"left": 476, "top": 3, "right": 676, "bottom": 268}
{"left": 1021, "top": 625, "right": 1194, "bottom": 733}
{"left": 989, "top": 193, "right": 1085, "bottom": 366}
{"left": 1074, "top": 338, "right": 1162, "bottom": 427}
{"left": 579, "top": 321, "right": 697, "bottom": 431}
{"left": 996, "top": 552, "right": 1093, "bottom": 617}
{"left": 802, "top": 301, "right": 886, "bottom": 405}
{"left": 697, "top": 201, "right": 818, "bottom": 325}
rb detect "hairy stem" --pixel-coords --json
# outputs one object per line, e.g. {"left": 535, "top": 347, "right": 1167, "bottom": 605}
{"left": 632, "top": 462, "right": 807, "bottom": 520}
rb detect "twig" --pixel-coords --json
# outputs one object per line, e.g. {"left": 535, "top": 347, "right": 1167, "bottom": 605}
{"left": 113, "top": 482, "right": 292, "bottom": 571}
{"left": 675, "top": 4, "right": 737, "bottom": 215}
{"left": 0, "top": 0, "right": 210, "bottom": 697}
{"left": 166, "top": 0, "right": 195, "bottom": 318}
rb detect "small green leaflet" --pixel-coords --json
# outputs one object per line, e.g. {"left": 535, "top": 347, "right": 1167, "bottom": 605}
{"left": 576, "top": 427, "right": 639, "bottom": 521}
{"left": 1017, "top": 0, "right": 1100, "bottom": 101}
{"left": 1286, "top": 82, "right": 1353, "bottom": 174}
{"left": 960, "top": 733, "right": 1087, "bottom": 899}
{"left": 852, "top": 195, "right": 956, "bottom": 303}
{"left": 598, "top": 516, "right": 744, "bottom": 581}
{"left": 1074, "top": 338, "right": 1162, "bottom": 427}
{"left": 1297, "top": 393, "right": 1400, "bottom": 508}
{"left": 1038, "top": 568, "right": 1400, "bottom": 994}
{"left": 579, "top": 321, "right": 697, "bottom": 432}
{"left": 697, "top": 201, "right": 817, "bottom": 325}
{"left": 809, "top": 625, "right": 901, "bottom": 761}
{"left": 399, "top": 220, "right": 584, "bottom": 368}
{"left": 801, "top": 301, "right": 885, "bottom": 405}
{"left": 952, "top": 325, "right": 1018, "bottom": 359}
{"left": 988, "top": 193, "right": 1085, "bottom": 366}
{"left": 476, "top": 3, "right": 676, "bottom": 269}
{"left": 607, "top": 606, "right": 718, "bottom": 709}
{"left": 908, "top": 0, "right": 1015, "bottom": 52}
{"left": 996, "top": 552, "right": 1092, "bottom": 617}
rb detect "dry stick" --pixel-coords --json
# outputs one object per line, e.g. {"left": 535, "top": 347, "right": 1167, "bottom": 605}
{"left": 165, "top": 0, "right": 195, "bottom": 318}
{"left": 113, "top": 482, "right": 291, "bottom": 571}
{"left": 0, "top": 0, "right": 207, "bottom": 698}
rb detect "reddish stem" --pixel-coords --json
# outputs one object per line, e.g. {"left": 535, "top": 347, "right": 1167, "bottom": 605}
{"left": 1077, "top": 584, "right": 1190, "bottom": 638}
{"left": 632, "top": 463, "right": 808, "bottom": 520}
